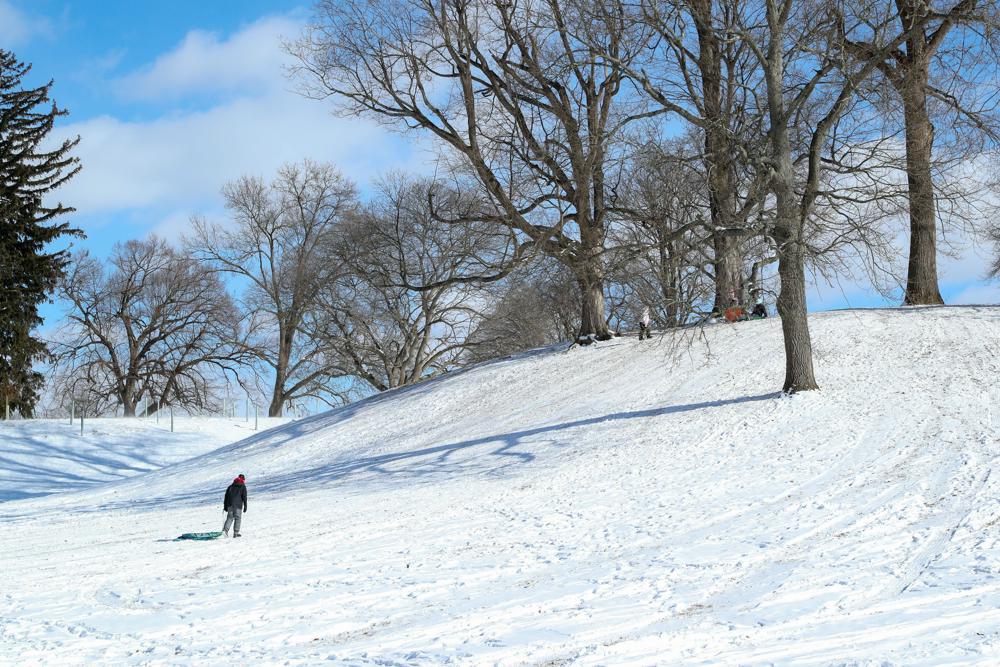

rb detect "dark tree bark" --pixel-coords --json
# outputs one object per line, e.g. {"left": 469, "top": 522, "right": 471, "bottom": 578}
{"left": 689, "top": 0, "right": 745, "bottom": 312}
{"left": 764, "top": 18, "right": 819, "bottom": 392}
{"left": 894, "top": 0, "right": 973, "bottom": 305}
{"left": 578, "top": 273, "right": 609, "bottom": 343}
{"left": 900, "top": 60, "right": 944, "bottom": 305}
{"left": 773, "top": 224, "right": 818, "bottom": 392}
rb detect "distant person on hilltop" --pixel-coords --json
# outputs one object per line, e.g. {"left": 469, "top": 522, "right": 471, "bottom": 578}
{"left": 223, "top": 474, "right": 248, "bottom": 538}
{"left": 751, "top": 302, "right": 768, "bottom": 319}
{"left": 639, "top": 306, "right": 651, "bottom": 340}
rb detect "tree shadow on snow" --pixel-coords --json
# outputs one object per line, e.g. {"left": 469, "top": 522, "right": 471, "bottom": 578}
{"left": 181, "top": 391, "right": 781, "bottom": 503}
{"left": 0, "top": 433, "right": 165, "bottom": 502}
{"left": 6, "top": 392, "right": 780, "bottom": 517}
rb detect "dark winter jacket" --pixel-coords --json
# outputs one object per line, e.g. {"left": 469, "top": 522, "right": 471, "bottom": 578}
{"left": 223, "top": 479, "right": 247, "bottom": 512}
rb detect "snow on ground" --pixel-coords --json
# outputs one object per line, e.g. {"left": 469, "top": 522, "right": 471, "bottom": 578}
{"left": 0, "top": 416, "right": 290, "bottom": 502}
{"left": 2, "top": 306, "right": 1000, "bottom": 665}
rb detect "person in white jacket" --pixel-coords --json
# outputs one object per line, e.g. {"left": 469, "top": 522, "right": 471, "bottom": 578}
{"left": 639, "top": 306, "right": 651, "bottom": 340}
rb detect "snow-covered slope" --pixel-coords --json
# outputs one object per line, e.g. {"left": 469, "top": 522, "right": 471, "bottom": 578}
{"left": 2, "top": 307, "right": 999, "bottom": 665}
{"left": 0, "top": 416, "right": 290, "bottom": 502}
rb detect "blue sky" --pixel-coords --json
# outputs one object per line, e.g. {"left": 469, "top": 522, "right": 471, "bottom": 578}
{"left": 2, "top": 0, "right": 997, "bottom": 324}
{"left": 2, "top": 1, "right": 421, "bottom": 255}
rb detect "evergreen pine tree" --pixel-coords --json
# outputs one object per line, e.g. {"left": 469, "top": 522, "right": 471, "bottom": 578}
{"left": 0, "top": 50, "right": 81, "bottom": 417}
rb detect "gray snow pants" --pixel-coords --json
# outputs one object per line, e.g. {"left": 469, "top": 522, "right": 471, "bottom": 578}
{"left": 223, "top": 507, "right": 243, "bottom": 534}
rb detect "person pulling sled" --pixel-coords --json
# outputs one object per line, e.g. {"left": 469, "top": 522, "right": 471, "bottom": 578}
{"left": 223, "top": 474, "right": 248, "bottom": 538}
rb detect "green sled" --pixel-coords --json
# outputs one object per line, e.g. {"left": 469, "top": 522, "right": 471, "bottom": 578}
{"left": 175, "top": 531, "right": 224, "bottom": 541}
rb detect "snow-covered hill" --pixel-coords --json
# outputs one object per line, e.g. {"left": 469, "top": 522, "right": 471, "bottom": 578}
{"left": 2, "top": 307, "right": 1000, "bottom": 665}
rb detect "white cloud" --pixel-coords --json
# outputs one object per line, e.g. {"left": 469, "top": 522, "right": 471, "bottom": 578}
{"left": 53, "top": 92, "right": 421, "bottom": 220}
{"left": 148, "top": 209, "right": 201, "bottom": 245}
{"left": 114, "top": 15, "right": 302, "bottom": 101}
{"left": 48, "top": 16, "right": 431, "bottom": 234}
{"left": 0, "top": 1, "right": 50, "bottom": 46}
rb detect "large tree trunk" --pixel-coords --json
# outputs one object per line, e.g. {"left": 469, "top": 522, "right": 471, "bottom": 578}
{"left": 765, "top": 4, "right": 818, "bottom": 394}
{"left": 900, "top": 63, "right": 944, "bottom": 305}
{"left": 774, "top": 239, "right": 818, "bottom": 392}
{"left": 267, "top": 392, "right": 284, "bottom": 418}
{"left": 269, "top": 325, "right": 294, "bottom": 417}
{"left": 690, "top": 0, "right": 744, "bottom": 314}
{"left": 772, "top": 162, "right": 818, "bottom": 392}
{"left": 712, "top": 233, "right": 743, "bottom": 310}
{"left": 120, "top": 377, "right": 137, "bottom": 417}
{"left": 576, "top": 268, "right": 611, "bottom": 343}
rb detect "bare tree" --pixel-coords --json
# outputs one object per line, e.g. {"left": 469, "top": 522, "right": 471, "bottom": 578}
{"left": 54, "top": 237, "right": 245, "bottom": 416}
{"left": 597, "top": 0, "right": 772, "bottom": 313}
{"left": 989, "top": 222, "right": 1000, "bottom": 279}
{"left": 607, "top": 134, "right": 716, "bottom": 329}
{"left": 290, "top": 0, "right": 660, "bottom": 343}
{"left": 842, "top": 0, "right": 999, "bottom": 304}
{"left": 189, "top": 161, "right": 357, "bottom": 416}
{"left": 316, "top": 174, "right": 510, "bottom": 391}
{"left": 736, "top": 0, "right": 934, "bottom": 391}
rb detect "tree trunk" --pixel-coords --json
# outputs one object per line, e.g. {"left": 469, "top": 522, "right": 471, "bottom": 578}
{"left": 712, "top": 233, "right": 743, "bottom": 311}
{"left": 690, "top": 0, "right": 744, "bottom": 314}
{"left": 120, "top": 382, "right": 137, "bottom": 417}
{"left": 268, "top": 392, "right": 284, "bottom": 418}
{"left": 772, "top": 167, "right": 818, "bottom": 392}
{"left": 576, "top": 271, "right": 611, "bottom": 343}
{"left": 900, "top": 65, "right": 944, "bottom": 305}
{"left": 120, "top": 372, "right": 138, "bottom": 417}
{"left": 267, "top": 365, "right": 286, "bottom": 414}
{"left": 775, "top": 241, "right": 818, "bottom": 392}
{"left": 269, "top": 325, "right": 294, "bottom": 417}
{"left": 764, "top": 4, "right": 818, "bottom": 393}
{"left": 748, "top": 256, "right": 777, "bottom": 304}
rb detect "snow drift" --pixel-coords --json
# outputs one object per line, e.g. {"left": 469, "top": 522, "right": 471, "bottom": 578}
{"left": 2, "top": 306, "right": 999, "bottom": 665}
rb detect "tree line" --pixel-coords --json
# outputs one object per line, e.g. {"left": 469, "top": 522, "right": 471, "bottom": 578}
{"left": 3, "top": 0, "right": 1000, "bottom": 418}
{"left": 289, "top": 0, "right": 1000, "bottom": 392}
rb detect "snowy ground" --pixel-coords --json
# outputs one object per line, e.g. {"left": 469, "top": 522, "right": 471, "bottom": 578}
{"left": 2, "top": 306, "right": 1000, "bottom": 665}
{"left": 0, "top": 416, "right": 290, "bottom": 502}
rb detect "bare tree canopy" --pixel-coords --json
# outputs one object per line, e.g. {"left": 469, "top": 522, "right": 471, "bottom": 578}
{"left": 607, "top": 135, "right": 716, "bottom": 329}
{"left": 317, "top": 173, "right": 509, "bottom": 391}
{"left": 731, "top": 0, "right": 943, "bottom": 391}
{"left": 290, "top": 0, "right": 661, "bottom": 343}
{"left": 467, "top": 259, "right": 581, "bottom": 361}
{"left": 53, "top": 237, "right": 245, "bottom": 417}
{"left": 188, "top": 160, "right": 358, "bottom": 416}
